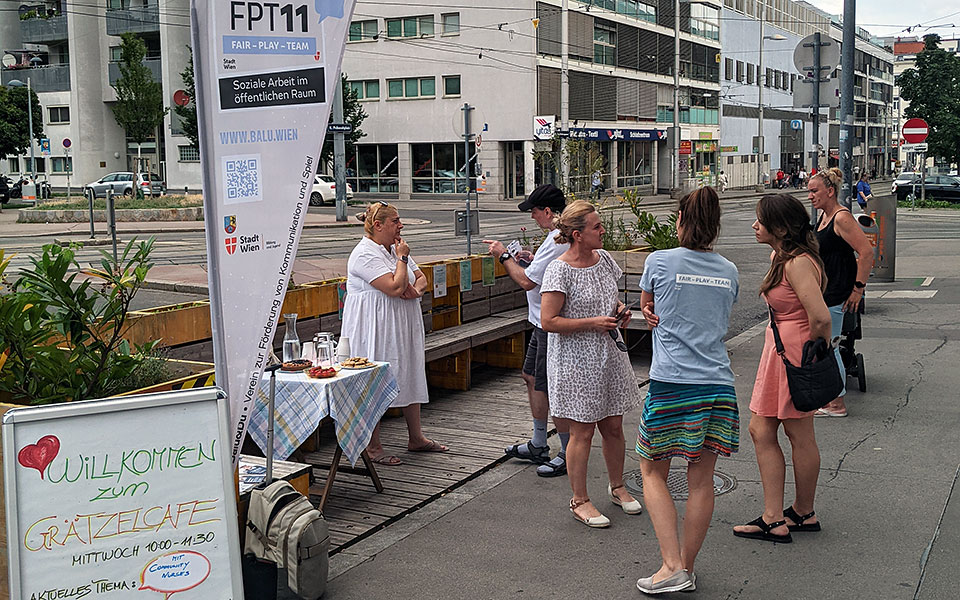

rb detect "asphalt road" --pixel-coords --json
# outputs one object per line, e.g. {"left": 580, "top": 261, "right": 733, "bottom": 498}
{"left": 4, "top": 199, "right": 959, "bottom": 337}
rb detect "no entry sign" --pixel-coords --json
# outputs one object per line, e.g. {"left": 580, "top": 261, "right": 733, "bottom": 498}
{"left": 902, "top": 118, "right": 929, "bottom": 144}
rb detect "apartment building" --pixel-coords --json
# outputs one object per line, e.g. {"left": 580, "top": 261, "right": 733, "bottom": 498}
{"left": 0, "top": 0, "right": 198, "bottom": 191}
{"left": 719, "top": 0, "right": 895, "bottom": 188}
{"left": 339, "top": 0, "right": 723, "bottom": 200}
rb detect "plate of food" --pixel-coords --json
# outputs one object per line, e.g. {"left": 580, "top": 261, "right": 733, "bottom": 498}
{"left": 307, "top": 365, "right": 338, "bottom": 379}
{"left": 339, "top": 356, "right": 377, "bottom": 369}
{"left": 281, "top": 359, "right": 313, "bottom": 372}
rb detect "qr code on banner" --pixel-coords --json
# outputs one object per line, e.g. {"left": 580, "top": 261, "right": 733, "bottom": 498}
{"left": 222, "top": 154, "right": 263, "bottom": 205}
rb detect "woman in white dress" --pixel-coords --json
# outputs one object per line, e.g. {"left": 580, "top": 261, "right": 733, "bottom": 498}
{"left": 341, "top": 202, "right": 448, "bottom": 465}
{"left": 540, "top": 200, "right": 643, "bottom": 528}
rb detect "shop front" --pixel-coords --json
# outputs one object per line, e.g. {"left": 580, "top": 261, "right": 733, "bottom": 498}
{"left": 569, "top": 127, "right": 666, "bottom": 194}
{"left": 692, "top": 139, "right": 717, "bottom": 187}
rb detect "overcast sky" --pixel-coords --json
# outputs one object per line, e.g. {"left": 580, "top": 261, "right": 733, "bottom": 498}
{"left": 803, "top": 1, "right": 960, "bottom": 38}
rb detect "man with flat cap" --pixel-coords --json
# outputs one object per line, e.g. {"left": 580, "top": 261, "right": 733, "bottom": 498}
{"left": 484, "top": 184, "right": 570, "bottom": 477}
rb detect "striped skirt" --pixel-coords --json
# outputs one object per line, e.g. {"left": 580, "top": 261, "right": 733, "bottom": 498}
{"left": 636, "top": 380, "right": 739, "bottom": 462}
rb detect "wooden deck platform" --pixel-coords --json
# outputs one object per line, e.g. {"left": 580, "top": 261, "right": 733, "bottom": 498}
{"left": 304, "top": 366, "right": 535, "bottom": 554}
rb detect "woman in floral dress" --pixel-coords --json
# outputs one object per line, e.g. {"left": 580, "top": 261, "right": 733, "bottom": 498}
{"left": 540, "top": 200, "right": 643, "bottom": 528}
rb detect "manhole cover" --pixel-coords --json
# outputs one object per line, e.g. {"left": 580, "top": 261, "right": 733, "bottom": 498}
{"left": 623, "top": 467, "right": 737, "bottom": 501}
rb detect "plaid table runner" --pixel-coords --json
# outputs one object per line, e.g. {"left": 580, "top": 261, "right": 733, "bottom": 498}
{"left": 250, "top": 363, "right": 399, "bottom": 465}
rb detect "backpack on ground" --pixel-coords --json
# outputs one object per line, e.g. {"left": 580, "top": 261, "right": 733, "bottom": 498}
{"left": 245, "top": 479, "right": 330, "bottom": 600}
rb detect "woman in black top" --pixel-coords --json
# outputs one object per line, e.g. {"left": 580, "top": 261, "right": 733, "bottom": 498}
{"left": 807, "top": 168, "right": 875, "bottom": 417}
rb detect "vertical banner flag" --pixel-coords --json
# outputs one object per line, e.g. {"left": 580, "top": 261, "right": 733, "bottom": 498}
{"left": 191, "top": 0, "right": 356, "bottom": 465}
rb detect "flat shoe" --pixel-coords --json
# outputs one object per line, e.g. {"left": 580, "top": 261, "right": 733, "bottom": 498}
{"left": 608, "top": 483, "right": 643, "bottom": 514}
{"left": 733, "top": 516, "right": 793, "bottom": 543}
{"left": 682, "top": 572, "right": 696, "bottom": 592}
{"left": 370, "top": 455, "right": 403, "bottom": 466}
{"left": 569, "top": 499, "right": 610, "bottom": 528}
{"left": 815, "top": 408, "right": 847, "bottom": 418}
{"left": 636, "top": 569, "right": 693, "bottom": 594}
{"left": 408, "top": 440, "right": 449, "bottom": 452}
{"left": 784, "top": 506, "right": 822, "bottom": 532}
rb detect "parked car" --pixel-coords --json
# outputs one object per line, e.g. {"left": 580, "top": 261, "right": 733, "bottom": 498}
{"left": 83, "top": 172, "right": 165, "bottom": 198}
{"left": 310, "top": 174, "right": 353, "bottom": 206}
{"left": 893, "top": 174, "right": 960, "bottom": 202}
{"left": 0, "top": 175, "right": 9, "bottom": 204}
{"left": 890, "top": 172, "right": 919, "bottom": 198}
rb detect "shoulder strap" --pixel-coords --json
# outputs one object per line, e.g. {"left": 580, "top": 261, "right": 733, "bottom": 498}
{"left": 768, "top": 307, "right": 790, "bottom": 366}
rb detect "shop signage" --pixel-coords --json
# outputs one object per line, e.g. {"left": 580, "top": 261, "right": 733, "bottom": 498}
{"left": 192, "top": 0, "right": 356, "bottom": 465}
{"left": 569, "top": 128, "right": 668, "bottom": 142}
{"left": 533, "top": 115, "right": 556, "bottom": 140}
{"left": 679, "top": 140, "right": 692, "bottom": 155}
{"left": 720, "top": 145, "right": 738, "bottom": 153}
{"left": 698, "top": 131, "right": 712, "bottom": 140}
{"left": 694, "top": 141, "right": 717, "bottom": 153}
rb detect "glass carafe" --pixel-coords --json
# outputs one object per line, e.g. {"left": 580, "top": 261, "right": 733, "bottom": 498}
{"left": 281, "top": 313, "right": 301, "bottom": 362}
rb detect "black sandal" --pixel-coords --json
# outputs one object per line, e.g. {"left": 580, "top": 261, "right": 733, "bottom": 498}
{"left": 733, "top": 516, "right": 793, "bottom": 543}
{"left": 504, "top": 442, "right": 550, "bottom": 464}
{"left": 784, "top": 506, "right": 822, "bottom": 532}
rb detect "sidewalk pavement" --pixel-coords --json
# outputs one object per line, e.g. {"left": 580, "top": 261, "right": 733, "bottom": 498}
{"left": 320, "top": 227, "right": 959, "bottom": 599}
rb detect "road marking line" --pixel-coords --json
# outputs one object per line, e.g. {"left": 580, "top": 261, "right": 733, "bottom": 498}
{"left": 878, "top": 290, "right": 938, "bottom": 299}
{"left": 921, "top": 277, "right": 934, "bottom": 287}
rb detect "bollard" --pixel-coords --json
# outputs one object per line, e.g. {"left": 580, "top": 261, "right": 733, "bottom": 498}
{"left": 185, "top": 186, "right": 189, "bottom": 196}
{"left": 107, "top": 190, "right": 118, "bottom": 263}
{"left": 87, "top": 188, "right": 96, "bottom": 239}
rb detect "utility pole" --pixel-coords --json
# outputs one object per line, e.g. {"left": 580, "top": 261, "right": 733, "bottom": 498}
{"left": 560, "top": 0, "right": 569, "bottom": 191}
{"left": 810, "top": 31, "right": 822, "bottom": 224}
{"left": 756, "top": 0, "right": 765, "bottom": 191}
{"left": 333, "top": 78, "right": 347, "bottom": 222}
{"left": 462, "top": 103, "right": 474, "bottom": 255}
{"left": 838, "top": 0, "right": 855, "bottom": 208}
{"left": 673, "top": 0, "right": 680, "bottom": 194}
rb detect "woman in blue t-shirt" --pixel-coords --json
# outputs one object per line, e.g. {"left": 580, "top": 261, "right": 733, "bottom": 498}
{"left": 856, "top": 172, "right": 873, "bottom": 211}
{"left": 634, "top": 186, "right": 740, "bottom": 595}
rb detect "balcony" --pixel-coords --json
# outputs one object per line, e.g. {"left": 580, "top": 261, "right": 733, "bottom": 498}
{"left": 107, "top": 58, "right": 162, "bottom": 86}
{"left": 106, "top": 5, "right": 160, "bottom": 36}
{"left": 20, "top": 14, "right": 68, "bottom": 44}
{"left": 0, "top": 64, "right": 71, "bottom": 92}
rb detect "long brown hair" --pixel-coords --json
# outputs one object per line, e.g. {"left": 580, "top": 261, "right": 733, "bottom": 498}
{"left": 757, "top": 194, "right": 826, "bottom": 295}
{"left": 677, "top": 186, "right": 721, "bottom": 250}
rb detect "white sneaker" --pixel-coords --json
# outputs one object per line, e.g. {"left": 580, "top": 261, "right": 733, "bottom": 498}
{"left": 636, "top": 570, "right": 693, "bottom": 595}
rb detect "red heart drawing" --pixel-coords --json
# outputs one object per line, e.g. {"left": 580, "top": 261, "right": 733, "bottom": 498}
{"left": 18, "top": 435, "right": 60, "bottom": 480}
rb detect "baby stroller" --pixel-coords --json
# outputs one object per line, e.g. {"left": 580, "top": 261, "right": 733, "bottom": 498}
{"left": 839, "top": 299, "right": 866, "bottom": 392}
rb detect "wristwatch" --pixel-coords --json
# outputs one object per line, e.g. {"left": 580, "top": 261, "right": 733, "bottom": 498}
{"left": 499, "top": 252, "right": 512, "bottom": 264}
{"left": 400, "top": 255, "right": 409, "bottom": 264}
{"left": 853, "top": 280, "right": 866, "bottom": 289}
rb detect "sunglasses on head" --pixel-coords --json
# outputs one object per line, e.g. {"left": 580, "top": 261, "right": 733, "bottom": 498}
{"left": 371, "top": 201, "right": 390, "bottom": 220}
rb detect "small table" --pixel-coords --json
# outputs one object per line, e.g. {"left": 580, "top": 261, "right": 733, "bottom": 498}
{"left": 247, "top": 363, "right": 399, "bottom": 508}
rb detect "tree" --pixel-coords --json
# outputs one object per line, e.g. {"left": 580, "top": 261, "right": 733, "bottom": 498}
{"left": 174, "top": 46, "right": 199, "bottom": 149}
{"left": 897, "top": 34, "right": 960, "bottom": 166}
{"left": 111, "top": 33, "right": 169, "bottom": 167}
{"left": 320, "top": 73, "right": 367, "bottom": 168}
{"left": 0, "top": 83, "right": 45, "bottom": 160}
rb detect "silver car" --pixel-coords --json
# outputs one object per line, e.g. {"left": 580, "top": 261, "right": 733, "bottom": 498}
{"left": 83, "top": 172, "right": 165, "bottom": 198}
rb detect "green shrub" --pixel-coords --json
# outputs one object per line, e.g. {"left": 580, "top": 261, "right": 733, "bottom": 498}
{"left": 0, "top": 238, "right": 159, "bottom": 404}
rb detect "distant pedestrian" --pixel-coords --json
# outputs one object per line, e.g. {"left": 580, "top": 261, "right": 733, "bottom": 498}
{"left": 635, "top": 187, "right": 739, "bottom": 594}
{"left": 776, "top": 169, "right": 785, "bottom": 189}
{"left": 540, "top": 200, "right": 643, "bottom": 528}
{"left": 717, "top": 170, "right": 728, "bottom": 194}
{"left": 733, "top": 193, "right": 831, "bottom": 544}
{"left": 591, "top": 169, "right": 603, "bottom": 200}
{"left": 856, "top": 172, "right": 873, "bottom": 212}
{"left": 799, "top": 168, "right": 807, "bottom": 188}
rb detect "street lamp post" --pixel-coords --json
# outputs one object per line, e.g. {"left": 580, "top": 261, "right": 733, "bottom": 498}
{"left": 756, "top": 2, "right": 787, "bottom": 190}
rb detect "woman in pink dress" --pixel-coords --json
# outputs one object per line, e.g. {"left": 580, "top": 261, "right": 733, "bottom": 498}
{"left": 733, "top": 194, "right": 832, "bottom": 543}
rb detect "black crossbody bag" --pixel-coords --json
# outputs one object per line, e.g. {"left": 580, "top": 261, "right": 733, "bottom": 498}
{"left": 768, "top": 307, "right": 844, "bottom": 412}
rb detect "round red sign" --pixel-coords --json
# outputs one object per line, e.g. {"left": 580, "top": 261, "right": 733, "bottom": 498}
{"left": 173, "top": 89, "right": 190, "bottom": 107}
{"left": 902, "top": 118, "right": 929, "bottom": 144}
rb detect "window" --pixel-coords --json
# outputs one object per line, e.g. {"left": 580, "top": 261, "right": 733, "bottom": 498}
{"left": 387, "top": 77, "right": 436, "bottom": 99}
{"left": 30, "top": 157, "right": 45, "bottom": 173}
{"left": 765, "top": 67, "right": 772, "bottom": 87}
{"left": 746, "top": 63, "right": 754, "bottom": 84}
{"left": 348, "top": 79, "right": 380, "bottom": 100}
{"left": 616, "top": 140, "right": 653, "bottom": 187}
{"left": 51, "top": 156, "right": 73, "bottom": 173}
{"left": 346, "top": 144, "right": 399, "bottom": 192}
{"left": 724, "top": 58, "right": 733, "bottom": 80}
{"left": 386, "top": 15, "right": 434, "bottom": 38}
{"left": 48, "top": 106, "right": 70, "bottom": 124}
{"left": 689, "top": 4, "right": 719, "bottom": 41}
{"left": 441, "top": 13, "right": 459, "bottom": 35}
{"left": 594, "top": 22, "right": 616, "bottom": 66}
{"left": 610, "top": 0, "right": 656, "bottom": 23}
{"left": 411, "top": 143, "right": 475, "bottom": 193}
{"left": 348, "top": 19, "right": 378, "bottom": 41}
{"left": 443, "top": 75, "right": 461, "bottom": 97}
{"left": 736, "top": 60, "right": 744, "bottom": 82}
{"left": 178, "top": 145, "right": 200, "bottom": 162}
{"left": 109, "top": 46, "right": 122, "bottom": 62}
{"left": 8, "top": 158, "right": 20, "bottom": 173}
